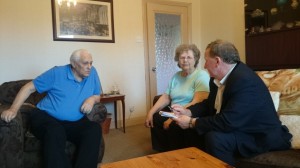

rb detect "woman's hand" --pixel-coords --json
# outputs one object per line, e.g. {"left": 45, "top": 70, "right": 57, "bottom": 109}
{"left": 144, "top": 113, "right": 154, "bottom": 128}
{"left": 163, "top": 118, "right": 173, "bottom": 130}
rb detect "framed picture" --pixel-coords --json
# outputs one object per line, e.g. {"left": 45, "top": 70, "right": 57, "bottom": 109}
{"left": 51, "top": 0, "right": 115, "bottom": 43}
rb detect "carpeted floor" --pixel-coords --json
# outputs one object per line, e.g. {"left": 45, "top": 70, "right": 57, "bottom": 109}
{"left": 101, "top": 124, "right": 158, "bottom": 164}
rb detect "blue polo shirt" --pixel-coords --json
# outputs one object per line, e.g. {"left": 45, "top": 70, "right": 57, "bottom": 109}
{"left": 33, "top": 64, "right": 101, "bottom": 121}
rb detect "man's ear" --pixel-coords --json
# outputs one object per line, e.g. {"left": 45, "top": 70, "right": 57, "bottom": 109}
{"left": 215, "top": 56, "right": 222, "bottom": 65}
{"left": 71, "top": 62, "right": 76, "bottom": 69}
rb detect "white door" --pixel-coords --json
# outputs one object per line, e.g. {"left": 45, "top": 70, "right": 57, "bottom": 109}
{"left": 143, "top": 0, "right": 190, "bottom": 108}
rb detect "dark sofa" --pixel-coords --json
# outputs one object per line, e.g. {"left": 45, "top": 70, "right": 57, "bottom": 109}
{"left": 0, "top": 80, "right": 107, "bottom": 168}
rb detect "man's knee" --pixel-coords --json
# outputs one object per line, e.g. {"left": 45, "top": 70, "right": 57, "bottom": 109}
{"left": 204, "top": 131, "right": 236, "bottom": 152}
{"left": 204, "top": 131, "right": 237, "bottom": 165}
{"left": 205, "top": 131, "right": 223, "bottom": 148}
{"left": 84, "top": 121, "right": 102, "bottom": 140}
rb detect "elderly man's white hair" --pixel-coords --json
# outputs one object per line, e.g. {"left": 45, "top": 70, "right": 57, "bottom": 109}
{"left": 70, "top": 49, "right": 91, "bottom": 64}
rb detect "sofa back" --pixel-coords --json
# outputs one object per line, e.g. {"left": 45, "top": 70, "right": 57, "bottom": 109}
{"left": 256, "top": 68, "right": 300, "bottom": 115}
{"left": 0, "top": 80, "right": 46, "bottom": 106}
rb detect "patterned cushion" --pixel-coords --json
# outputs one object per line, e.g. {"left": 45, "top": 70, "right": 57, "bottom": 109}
{"left": 256, "top": 69, "right": 300, "bottom": 115}
{"left": 280, "top": 115, "right": 300, "bottom": 149}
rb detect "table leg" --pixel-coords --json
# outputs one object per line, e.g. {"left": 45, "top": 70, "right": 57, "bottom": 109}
{"left": 121, "top": 99, "right": 125, "bottom": 133}
{"left": 114, "top": 101, "right": 118, "bottom": 129}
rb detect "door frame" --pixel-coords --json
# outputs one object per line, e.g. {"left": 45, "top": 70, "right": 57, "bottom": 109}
{"left": 142, "top": 0, "right": 192, "bottom": 111}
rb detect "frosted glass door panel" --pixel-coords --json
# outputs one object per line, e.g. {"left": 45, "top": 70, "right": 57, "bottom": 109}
{"left": 145, "top": 1, "right": 189, "bottom": 106}
{"left": 155, "top": 13, "right": 181, "bottom": 95}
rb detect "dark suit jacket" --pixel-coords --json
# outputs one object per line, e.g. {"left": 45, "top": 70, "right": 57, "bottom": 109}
{"left": 188, "top": 62, "right": 292, "bottom": 157}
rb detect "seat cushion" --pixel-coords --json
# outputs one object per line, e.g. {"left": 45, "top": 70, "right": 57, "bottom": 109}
{"left": 236, "top": 149, "right": 300, "bottom": 168}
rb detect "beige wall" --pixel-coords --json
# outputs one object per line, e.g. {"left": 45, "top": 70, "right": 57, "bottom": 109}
{"left": 0, "top": 0, "right": 244, "bottom": 126}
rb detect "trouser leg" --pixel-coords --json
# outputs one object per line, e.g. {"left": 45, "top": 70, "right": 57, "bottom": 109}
{"left": 182, "top": 128, "right": 205, "bottom": 150}
{"left": 30, "top": 109, "right": 71, "bottom": 168}
{"left": 204, "top": 131, "right": 238, "bottom": 166}
{"left": 64, "top": 117, "right": 101, "bottom": 168}
{"left": 166, "top": 122, "right": 186, "bottom": 150}
{"left": 150, "top": 112, "right": 169, "bottom": 152}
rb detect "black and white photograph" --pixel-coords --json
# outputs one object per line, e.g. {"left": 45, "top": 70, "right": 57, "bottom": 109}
{"left": 51, "top": 0, "right": 114, "bottom": 43}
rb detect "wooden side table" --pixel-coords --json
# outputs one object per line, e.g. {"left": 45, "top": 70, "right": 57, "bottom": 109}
{"left": 100, "top": 94, "right": 126, "bottom": 133}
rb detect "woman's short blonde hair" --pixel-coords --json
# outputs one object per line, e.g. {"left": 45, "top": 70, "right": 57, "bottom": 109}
{"left": 174, "top": 44, "right": 200, "bottom": 68}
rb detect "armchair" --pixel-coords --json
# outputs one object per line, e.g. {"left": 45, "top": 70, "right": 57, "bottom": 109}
{"left": 0, "top": 80, "right": 107, "bottom": 168}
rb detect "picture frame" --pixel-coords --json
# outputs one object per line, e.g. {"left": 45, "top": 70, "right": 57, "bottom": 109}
{"left": 51, "top": 0, "right": 115, "bottom": 43}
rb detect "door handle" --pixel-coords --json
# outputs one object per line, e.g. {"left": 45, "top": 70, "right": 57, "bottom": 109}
{"left": 152, "top": 67, "right": 156, "bottom": 72}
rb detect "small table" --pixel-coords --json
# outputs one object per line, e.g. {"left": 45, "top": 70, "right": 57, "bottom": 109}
{"left": 100, "top": 94, "right": 126, "bottom": 133}
{"left": 101, "top": 147, "right": 233, "bottom": 168}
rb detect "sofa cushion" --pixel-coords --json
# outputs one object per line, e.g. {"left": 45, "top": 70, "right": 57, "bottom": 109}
{"left": 280, "top": 115, "right": 300, "bottom": 149}
{"left": 269, "top": 91, "right": 280, "bottom": 112}
{"left": 256, "top": 69, "right": 300, "bottom": 115}
{"left": 236, "top": 149, "right": 300, "bottom": 168}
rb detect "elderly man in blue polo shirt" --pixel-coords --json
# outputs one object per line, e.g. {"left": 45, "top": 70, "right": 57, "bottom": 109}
{"left": 1, "top": 49, "right": 102, "bottom": 168}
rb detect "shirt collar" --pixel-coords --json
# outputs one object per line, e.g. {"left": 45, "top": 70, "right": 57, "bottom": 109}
{"left": 214, "top": 63, "right": 237, "bottom": 87}
{"left": 67, "top": 64, "right": 75, "bottom": 80}
{"left": 67, "top": 64, "right": 84, "bottom": 83}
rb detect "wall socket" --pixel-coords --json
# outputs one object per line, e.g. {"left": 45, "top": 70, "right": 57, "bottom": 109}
{"left": 129, "top": 106, "right": 135, "bottom": 113}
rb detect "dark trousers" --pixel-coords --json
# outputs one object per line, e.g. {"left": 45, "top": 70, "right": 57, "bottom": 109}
{"left": 30, "top": 109, "right": 101, "bottom": 168}
{"left": 151, "top": 112, "right": 237, "bottom": 165}
{"left": 151, "top": 112, "right": 203, "bottom": 152}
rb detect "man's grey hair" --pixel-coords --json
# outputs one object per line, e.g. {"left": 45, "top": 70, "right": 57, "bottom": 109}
{"left": 206, "top": 40, "right": 240, "bottom": 64}
{"left": 70, "top": 49, "right": 91, "bottom": 64}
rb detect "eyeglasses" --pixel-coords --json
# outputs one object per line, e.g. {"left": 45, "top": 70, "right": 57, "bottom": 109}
{"left": 179, "top": 56, "right": 194, "bottom": 60}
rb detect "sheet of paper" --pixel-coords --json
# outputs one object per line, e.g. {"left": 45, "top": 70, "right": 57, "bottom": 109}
{"left": 159, "top": 111, "right": 178, "bottom": 119}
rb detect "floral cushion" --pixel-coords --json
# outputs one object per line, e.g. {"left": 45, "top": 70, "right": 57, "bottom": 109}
{"left": 256, "top": 69, "right": 300, "bottom": 115}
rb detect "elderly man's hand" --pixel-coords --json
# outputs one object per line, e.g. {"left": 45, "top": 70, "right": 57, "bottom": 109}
{"left": 1, "top": 108, "right": 18, "bottom": 123}
{"left": 81, "top": 97, "right": 96, "bottom": 114}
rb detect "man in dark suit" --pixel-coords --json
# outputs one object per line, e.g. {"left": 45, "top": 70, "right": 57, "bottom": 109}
{"left": 172, "top": 40, "right": 292, "bottom": 166}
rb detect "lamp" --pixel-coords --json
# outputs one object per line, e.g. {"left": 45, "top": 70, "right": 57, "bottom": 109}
{"left": 57, "top": 0, "right": 77, "bottom": 7}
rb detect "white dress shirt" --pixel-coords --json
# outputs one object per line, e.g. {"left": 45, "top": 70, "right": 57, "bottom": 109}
{"left": 214, "top": 64, "right": 237, "bottom": 113}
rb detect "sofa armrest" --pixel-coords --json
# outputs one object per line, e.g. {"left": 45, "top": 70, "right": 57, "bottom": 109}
{"left": 86, "top": 103, "right": 107, "bottom": 124}
{"left": 0, "top": 104, "right": 24, "bottom": 168}
{"left": 85, "top": 103, "right": 107, "bottom": 163}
